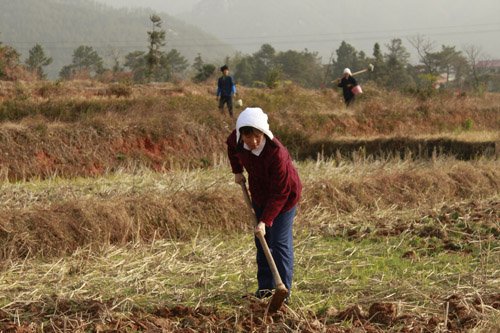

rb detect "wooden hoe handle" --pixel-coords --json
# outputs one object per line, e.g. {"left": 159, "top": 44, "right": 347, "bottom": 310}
{"left": 239, "top": 182, "right": 288, "bottom": 311}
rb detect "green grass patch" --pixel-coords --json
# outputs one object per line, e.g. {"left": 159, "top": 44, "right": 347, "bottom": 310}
{"left": 1, "top": 230, "right": 497, "bottom": 315}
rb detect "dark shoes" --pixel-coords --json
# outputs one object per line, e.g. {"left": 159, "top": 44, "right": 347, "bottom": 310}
{"left": 254, "top": 289, "right": 291, "bottom": 305}
{"left": 254, "top": 289, "right": 273, "bottom": 299}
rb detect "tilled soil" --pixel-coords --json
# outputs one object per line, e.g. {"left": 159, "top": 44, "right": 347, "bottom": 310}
{"left": 0, "top": 293, "right": 498, "bottom": 332}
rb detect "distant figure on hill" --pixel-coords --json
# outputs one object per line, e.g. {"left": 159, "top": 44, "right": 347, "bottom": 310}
{"left": 336, "top": 68, "right": 358, "bottom": 107}
{"left": 217, "top": 65, "right": 237, "bottom": 117}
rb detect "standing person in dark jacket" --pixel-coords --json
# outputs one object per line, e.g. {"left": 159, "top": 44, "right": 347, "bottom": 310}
{"left": 217, "top": 65, "right": 237, "bottom": 117}
{"left": 337, "top": 68, "right": 358, "bottom": 107}
{"left": 226, "top": 107, "right": 302, "bottom": 302}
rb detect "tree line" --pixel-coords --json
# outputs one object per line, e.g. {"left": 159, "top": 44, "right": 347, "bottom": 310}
{"left": 1, "top": 0, "right": 232, "bottom": 79}
{"left": 1, "top": 17, "right": 497, "bottom": 93}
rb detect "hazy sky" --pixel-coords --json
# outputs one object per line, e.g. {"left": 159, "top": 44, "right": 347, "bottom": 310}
{"left": 99, "top": 0, "right": 500, "bottom": 62}
{"left": 103, "top": 0, "right": 200, "bottom": 15}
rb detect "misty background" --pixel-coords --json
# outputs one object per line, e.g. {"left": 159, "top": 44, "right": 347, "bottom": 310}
{"left": 1, "top": 0, "right": 499, "bottom": 79}
{"left": 102, "top": 0, "right": 500, "bottom": 61}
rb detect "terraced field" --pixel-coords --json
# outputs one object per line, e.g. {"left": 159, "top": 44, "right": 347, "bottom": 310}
{"left": 0, "top": 81, "right": 498, "bottom": 332}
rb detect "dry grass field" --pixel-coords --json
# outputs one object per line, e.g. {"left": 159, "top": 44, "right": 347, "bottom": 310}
{"left": 0, "top": 81, "right": 498, "bottom": 332}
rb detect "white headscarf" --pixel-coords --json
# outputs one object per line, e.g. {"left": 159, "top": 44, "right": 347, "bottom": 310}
{"left": 236, "top": 107, "right": 274, "bottom": 144}
{"left": 343, "top": 68, "right": 352, "bottom": 75}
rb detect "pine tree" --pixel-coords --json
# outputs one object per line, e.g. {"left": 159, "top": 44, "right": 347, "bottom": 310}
{"left": 234, "top": 56, "right": 254, "bottom": 86}
{"left": 59, "top": 45, "right": 104, "bottom": 80}
{"left": 162, "top": 49, "right": 188, "bottom": 80}
{"left": 383, "top": 38, "right": 414, "bottom": 89}
{"left": 192, "top": 53, "right": 216, "bottom": 82}
{"left": 146, "top": 14, "right": 166, "bottom": 81}
{"left": 192, "top": 53, "right": 204, "bottom": 72}
{"left": 335, "top": 41, "right": 360, "bottom": 76}
{"left": 252, "top": 44, "right": 276, "bottom": 82}
{"left": 370, "top": 42, "right": 385, "bottom": 82}
{"left": 25, "top": 44, "right": 52, "bottom": 79}
{"left": 193, "top": 64, "right": 216, "bottom": 82}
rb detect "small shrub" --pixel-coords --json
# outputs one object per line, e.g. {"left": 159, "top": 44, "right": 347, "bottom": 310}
{"left": 31, "top": 122, "right": 48, "bottom": 136}
{"left": 37, "top": 82, "right": 63, "bottom": 98}
{"left": 115, "top": 153, "right": 126, "bottom": 161}
{"left": 84, "top": 117, "right": 110, "bottom": 135}
{"left": 199, "top": 157, "right": 211, "bottom": 168}
{"left": 38, "top": 100, "right": 69, "bottom": 120}
{"left": 106, "top": 83, "right": 132, "bottom": 98}
{"left": 14, "top": 83, "right": 29, "bottom": 101}
{"left": 0, "top": 100, "right": 33, "bottom": 121}
{"left": 265, "top": 68, "right": 282, "bottom": 89}
{"left": 252, "top": 81, "right": 267, "bottom": 89}
{"left": 463, "top": 118, "right": 473, "bottom": 131}
{"left": 416, "top": 103, "right": 430, "bottom": 117}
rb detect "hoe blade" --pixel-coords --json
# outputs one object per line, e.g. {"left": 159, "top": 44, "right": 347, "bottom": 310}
{"left": 267, "top": 286, "right": 288, "bottom": 314}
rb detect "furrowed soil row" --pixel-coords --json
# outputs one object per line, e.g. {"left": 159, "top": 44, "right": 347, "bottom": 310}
{"left": 0, "top": 293, "right": 498, "bottom": 332}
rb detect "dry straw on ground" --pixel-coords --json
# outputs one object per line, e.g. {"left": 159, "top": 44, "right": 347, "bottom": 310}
{"left": 0, "top": 158, "right": 498, "bottom": 259}
{"left": 0, "top": 226, "right": 498, "bottom": 332}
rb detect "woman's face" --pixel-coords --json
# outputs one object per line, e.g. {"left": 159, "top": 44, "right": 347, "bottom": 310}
{"left": 241, "top": 130, "right": 264, "bottom": 150}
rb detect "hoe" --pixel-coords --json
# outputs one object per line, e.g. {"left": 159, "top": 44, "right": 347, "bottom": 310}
{"left": 352, "top": 63, "right": 375, "bottom": 77}
{"left": 332, "top": 63, "right": 375, "bottom": 82}
{"left": 240, "top": 182, "right": 288, "bottom": 314}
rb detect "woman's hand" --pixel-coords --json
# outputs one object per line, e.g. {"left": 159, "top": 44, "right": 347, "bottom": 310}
{"left": 255, "top": 221, "right": 266, "bottom": 236}
{"left": 234, "top": 173, "right": 246, "bottom": 184}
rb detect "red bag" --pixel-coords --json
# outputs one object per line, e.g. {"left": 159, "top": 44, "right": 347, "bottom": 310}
{"left": 351, "top": 85, "right": 363, "bottom": 95}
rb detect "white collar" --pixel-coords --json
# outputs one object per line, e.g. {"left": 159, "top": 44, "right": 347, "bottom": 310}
{"left": 243, "top": 137, "right": 266, "bottom": 156}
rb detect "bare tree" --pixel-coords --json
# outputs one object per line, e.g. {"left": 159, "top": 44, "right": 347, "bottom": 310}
{"left": 463, "top": 44, "right": 485, "bottom": 90}
{"left": 107, "top": 48, "right": 123, "bottom": 73}
{"left": 408, "top": 35, "right": 436, "bottom": 74}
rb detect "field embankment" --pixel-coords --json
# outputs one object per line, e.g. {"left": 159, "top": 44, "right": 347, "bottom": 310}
{"left": 0, "top": 81, "right": 498, "bottom": 180}
{"left": 1, "top": 158, "right": 498, "bottom": 259}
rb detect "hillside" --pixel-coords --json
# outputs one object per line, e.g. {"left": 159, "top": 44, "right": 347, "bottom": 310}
{"left": 0, "top": 0, "right": 233, "bottom": 79}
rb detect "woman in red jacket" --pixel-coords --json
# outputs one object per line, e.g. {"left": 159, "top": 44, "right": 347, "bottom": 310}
{"left": 226, "top": 107, "right": 302, "bottom": 301}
